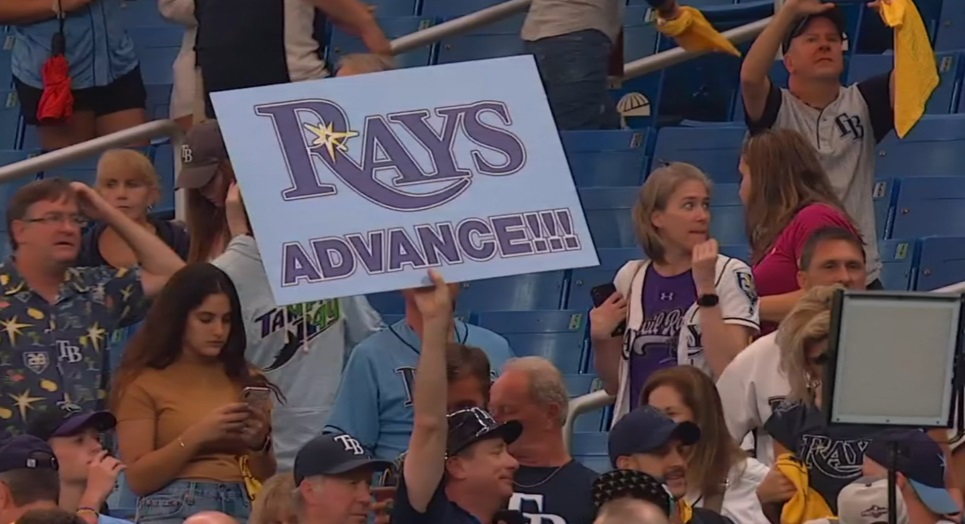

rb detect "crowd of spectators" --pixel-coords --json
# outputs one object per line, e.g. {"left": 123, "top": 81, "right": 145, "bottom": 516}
{"left": 0, "top": 0, "right": 957, "bottom": 524}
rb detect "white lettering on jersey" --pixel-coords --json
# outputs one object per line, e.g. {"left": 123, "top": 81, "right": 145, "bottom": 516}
{"left": 509, "top": 493, "right": 567, "bottom": 524}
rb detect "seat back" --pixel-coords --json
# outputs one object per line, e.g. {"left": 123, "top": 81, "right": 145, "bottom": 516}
{"left": 876, "top": 115, "right": 965, "bottom": 178}
{"left": 561, "top": 130, "right": 648, "bottom": 187}
{"left": 892, "top": 176, "right": 965, "bottom": 238}
{"left": 878, "top": 238, "right": 918, "bottom": 290}
{"left": 652, "top": 126, "right": 746, "bottom": 183}
{"left": 458, "top": 272, "right": 567, "bottom": 311}
{"left": 474, "top": 310, "right": 587, "bottom": 373}
{"left": 915, "top": 236, "right": 965, "bottom": 290}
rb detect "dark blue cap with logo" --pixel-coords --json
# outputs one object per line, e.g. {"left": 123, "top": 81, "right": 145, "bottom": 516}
{"left": 865, "top": 429, "right": 959, "bottom": 516}
{"left": 782, "top": 5, "right": 847, "bottom": 54}
{"left": 26, "top": 405, "right": 116, "bottom": 441}
{"left": 608, "top": 406, "right": 701, "bottom": 468}
{"left": 0, "top": 435, "right": 59, "bottom": 473}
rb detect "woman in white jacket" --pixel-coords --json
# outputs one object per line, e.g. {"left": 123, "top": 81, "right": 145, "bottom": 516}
{"left": 643, "top": 366, "right": 769, "bottom": 524}
{"left": 589, "top": 162, "right": 760, "bottom": 422}
{"left": 158, "top": 0, "right": 197, "bottom": 131}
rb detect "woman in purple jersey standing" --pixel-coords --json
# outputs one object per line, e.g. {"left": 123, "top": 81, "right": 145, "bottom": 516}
{"left": 590, "top": 163, "right": 760, "bottom": 424}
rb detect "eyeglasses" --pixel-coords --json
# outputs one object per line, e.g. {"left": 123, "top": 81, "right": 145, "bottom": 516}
{"left": 23, "top": 213, "right": 88, "bottom": 228}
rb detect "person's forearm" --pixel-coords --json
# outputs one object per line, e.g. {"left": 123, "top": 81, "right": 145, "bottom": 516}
{"left": 698, "top": 305, "right": 750, "bottom": 377}
{"left": 760, "top": 289, "right": 806, "bottom": 323}
{"left": 310, "top": 0, "right": 378, "bottom": 35}
{"left": 740, "top": 6, "right": 799, "bottom": 84}
{"left": 0, "top": 0, "right": 57, "bottom": 24}
{"left": 158, "top": 0, "right": 195, "bottom": 25}
{"left": 247, "top": 447, "right": 276, "bottom": 481}
{"left": 125, "top": 432, "right": 204, "bottom": 496}
{"left": 101, "top": 206, "right": 184, "bottom": 277}
{"left": 413, "top": 317, "right": 449, "bottom": 426}
{"left": 592, "top": 337, "right": 623, "bottom": 395}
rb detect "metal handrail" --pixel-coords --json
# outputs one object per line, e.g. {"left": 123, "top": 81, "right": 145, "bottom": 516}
{"left": 391, "top": 0, "right": 531, "bottom": 54}
{"left": 563, "top": 389, "right": 615, "bottom": 451}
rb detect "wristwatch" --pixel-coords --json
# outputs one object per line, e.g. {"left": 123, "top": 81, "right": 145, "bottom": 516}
{"left": 697, "top": 294, "right": 720, "bottom": 307}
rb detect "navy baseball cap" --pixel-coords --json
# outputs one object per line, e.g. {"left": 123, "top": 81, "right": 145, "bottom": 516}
{"left": 26, "top": 406, "right": 116, "bottom": 441}
{"left": 294, "top": 433, "right": 392, "bottom": 485}
{"left": 608, "top": 406, "right": 700, "bottom": 468}
{"left": 865, "top": 429, "right": 959, "bottom": 516}
{"left": 446, "top": 407, "right": 522, "bottom": 457}
{"left": 0, "top": 435, "right": 59, "bottom": 473}
{"left": 782, "top": 6, "right": 847, "bottom": 54}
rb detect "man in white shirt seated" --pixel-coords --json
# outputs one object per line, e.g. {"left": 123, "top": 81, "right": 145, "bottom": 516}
{"left": 716, "top": 226, "right": 866, "bottom": 464}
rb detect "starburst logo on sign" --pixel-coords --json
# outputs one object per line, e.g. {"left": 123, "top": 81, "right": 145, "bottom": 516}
{"left": 303, "top": 121, "right": 358, "bottom": 160}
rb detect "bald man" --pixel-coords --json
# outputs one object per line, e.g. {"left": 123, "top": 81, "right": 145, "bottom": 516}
{"left": 594, "top": 498, "right": 670, "bottom": 524}
{"left": 182, "top": 512, "right": 238, "bottom": 524}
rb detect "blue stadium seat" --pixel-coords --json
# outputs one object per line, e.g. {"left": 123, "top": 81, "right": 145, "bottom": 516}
{"left": 630, "top": 0, "right": 735, "bottom": 6}
{"left": 915, "top": 236, "right": 965, "bottom": 290}
{"left": 572, "top": 431, "right": 610, "bottom": 473}
{"left": 474, "top": 310, "right": 587, "bottom": 373}
{"left": 144, "top": 84, "right": 173, "bottom": 121}
{"left": 564, "top": 374, "right": 606, "bottom": 431}
{"left": 568, "top": 247, "right": 644, "bottom": 310}
{"left": 732, "top": 60, "right": 790, "bottom": 122}
{"left": 150, "top": 143, "right": 176, "bottom": 216}
{"left": 130, "top": 27, "right": 182, "bottom": 86}
{"left": 0, "top": 90, "right": 22, "bottom": 149}
{"left": 720, "top": 243, "right": 751, "bottom": 262}
{"left": 891, "top": 176, "right": 965, "bottom": 238}
{"left": 709, "top": 183, "right": 746, "bottom": 245}
{"left": 420, "top": 0, "right": 508, "bottom": 17}
{"left": 329, "top": 17, "right": 435, "bottom": 69}
{"left": 578, "top": 187, "right": 637, "bottom": 249}
{"left": 44, "top": 156, "right": 101, "bottom": 186}
{"left": 611, "top": 72, "right": 663, "bottom": 129}
{"left": 0, "top": 34, "right": 14, "bottom": 89}
{"left": 436, "top": 33, "right": 527, "bottom": 64}
{"left": 560, "top": 129, "right": 648, "bottom": 187}
{"left": 935, "top": 0, "right": 965, "bottom": 51}
{"left": 0, "top": 161, "right": 38, "bottom": 227}
{"left": 458, "top": 271, "right": 567, "bottom": 311}
{"left": 846, "top": 52, "right": 961, "bottom": 114}
{"left": 652, "top": 125, "right": 745, "bottom": 183}
{"left": 120, "top": 0, "right": 172, "bottom": 28}
{"left": 873, "top": 178, "right": 899, "bottom": 239}
{"left": 876, "top": 115, "right": 965, "bottom": 178}
{"left": 368, "top": 0, "right": 420, "bottom": 16}
{"left": 878, "top": 238, "right": 917, "bottom": 290}
{"left": 624, "top": 5, "right": 658, "bottom": 62}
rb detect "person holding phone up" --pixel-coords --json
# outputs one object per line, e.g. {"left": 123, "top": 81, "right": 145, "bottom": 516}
{"left": 111, "top": 263, "right": 283, "bottom": 524}
{"left": 590, "top": 163, "right": 761, "bottom": 425}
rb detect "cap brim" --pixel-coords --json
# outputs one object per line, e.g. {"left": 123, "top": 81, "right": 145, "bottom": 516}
{"left": 909, "top": 480, "right": 960, "bottom": 516}
{"left": 175, "top": 163, "right": 219, "bottom": 190}
{"left": 54, "top": 412, "right": 116, "bottom": 438}
{"left": 670, "top": 421, "right": 701, "bottom": 446}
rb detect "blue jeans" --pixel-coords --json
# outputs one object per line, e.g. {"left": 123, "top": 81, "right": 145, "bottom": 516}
{"left": 135, "top": 480, "right": 251, "bottom": 524}
{"left": 525, "top": 29, "right": 622, "bottom": 130}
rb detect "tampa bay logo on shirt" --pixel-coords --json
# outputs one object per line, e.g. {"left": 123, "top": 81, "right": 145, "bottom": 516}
{"left": 256, "top": 300, "right": 341, "bottom": 370}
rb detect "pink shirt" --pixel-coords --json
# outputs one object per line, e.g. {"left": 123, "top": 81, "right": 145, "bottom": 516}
{"left": 753, "top": 203, "right": 857, "bottom": 334}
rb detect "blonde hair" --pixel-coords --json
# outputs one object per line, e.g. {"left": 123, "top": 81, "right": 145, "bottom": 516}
{"left": 503, "top": 356, "right": 569, "bottom": 425}
{"left": 633, "top": 162, "right": 712, "bottom": 264}
{"left": 96, "top": 149, "right": 160, "bottom": 189}
{"left": 250, "top": 473, "right": 296, "bottom": 524}
{"left": 641, "top": 367, "right": 746, "bottom": 500}
{"left": 776, "top": 284, "right": 842, "bottom": 405}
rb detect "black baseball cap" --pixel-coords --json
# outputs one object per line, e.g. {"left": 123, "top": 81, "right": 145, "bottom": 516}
{"left": 591, "top": 469, "right": 673, "bottom": 516}
{"left": 0, "top": 435, "right": 59, "bottom": 474}
{"left": 446, "top": 407, "right": 522, "bottom": 456}
{"left": 176, "top": 120, "right": 229, "bottom": 190}
{"left": 26, "top": 407, "right": 116, "bottom": 441}
{"left": 782, "top": 6, "right": 847, "bottom": 54}
{"left": 608, "top": 406, "right": 700, "bottom": 468}
{"left": 865, "top": 429, "right": 959, "bottom": 516}
{"left": 293, "top": 434, "right": 392, "bottom": 484}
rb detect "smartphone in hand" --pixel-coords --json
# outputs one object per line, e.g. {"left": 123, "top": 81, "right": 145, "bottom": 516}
{"left": 241, "top": 386, "right": 271, "bottom": 411}
{"left": 590, "top": 283, "right": 627, "bottom": 337}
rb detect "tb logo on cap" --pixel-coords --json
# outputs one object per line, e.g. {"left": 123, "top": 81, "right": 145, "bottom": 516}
{"left": 334, "top": 435, "right": 365, "bottom": 456}
{"left": 180, "top": 145, "right": 194, "bottom": 164}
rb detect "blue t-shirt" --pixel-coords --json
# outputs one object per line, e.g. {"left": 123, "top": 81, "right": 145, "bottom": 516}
{"left": 99, "top": 514, "right": 134, "bottom": 524}
{"left": 324, "top": 319, "right": 514, "bottom": 460}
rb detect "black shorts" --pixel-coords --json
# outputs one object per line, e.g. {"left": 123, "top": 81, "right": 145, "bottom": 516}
{"left": 14, "top": 65, "right": 147, "bottom": 126}
{"left": 198, "top": 48, "right": 291, "bottom": 119}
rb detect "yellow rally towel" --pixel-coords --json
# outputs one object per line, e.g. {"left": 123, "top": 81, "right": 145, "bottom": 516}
{"left": 239, "top": 455, "right": 262, "bottom": 500}
{"left": 656, "top": 6, "right": 741, "bottom": 57}
{"left": 777, "top": 453, "right": 835, "bottom": 524}
{"left": 879, "top": 0, "right": 938, "bottom": 137}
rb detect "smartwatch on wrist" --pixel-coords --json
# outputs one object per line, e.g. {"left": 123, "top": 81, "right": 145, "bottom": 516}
{"left": 697, "top": 294, "right": 719, "bottom": 307}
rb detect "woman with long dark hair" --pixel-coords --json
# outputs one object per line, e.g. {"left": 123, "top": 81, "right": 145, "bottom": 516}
{"left": 642, "top": 366, "right": 768, "bottom": 523}
{"left": 739, "top": 129, "right": 862, "bottom": 333}
{"left": 111, "top": 263, "right": 281, "bottom": 523}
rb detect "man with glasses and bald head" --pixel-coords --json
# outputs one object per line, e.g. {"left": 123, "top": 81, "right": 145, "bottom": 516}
{"left": 0, "top": 178, "right": 184, "bottom": 440}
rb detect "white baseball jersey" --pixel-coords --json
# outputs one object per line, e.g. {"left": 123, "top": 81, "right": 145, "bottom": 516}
{"left": 610, "top": 254, "right": 761, "bottom": 421}
{"left": 716, "top": 332, "right": 790, "bottom": 466}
